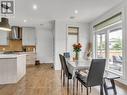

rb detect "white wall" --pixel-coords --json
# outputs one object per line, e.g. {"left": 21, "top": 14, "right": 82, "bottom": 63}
{"left": 54, "top": 21, "right": 67, "bottom": 70}
{"left": 35, "top": 20, "right": 90, "bottom": 69}
{"left": 54, "top": 20, "right": 90, "bottom": 70}
{"left": 36, "top": 22, "right": 53, "bottom": 63}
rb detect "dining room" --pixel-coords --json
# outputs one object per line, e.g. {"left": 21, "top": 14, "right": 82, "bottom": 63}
{"left": 1, "top": 0, "right": 127, "bottom": 95}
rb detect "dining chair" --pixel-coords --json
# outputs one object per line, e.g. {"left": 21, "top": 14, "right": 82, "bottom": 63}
{"left": 62, "top": 55, "right": 72, "bottom": 93}
{"left": 76, "top": 59, "right": 106, "bottom": 95}
{"left": 59, "top": 54, "right": 65, "bottom": 86}
{"left": 63, "top": 52, "right": 70, "bottom": 59}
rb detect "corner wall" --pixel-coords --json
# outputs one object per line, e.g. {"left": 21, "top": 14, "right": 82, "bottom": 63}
{"left": 36, "top": 22, "right": 54, "bottom": 63}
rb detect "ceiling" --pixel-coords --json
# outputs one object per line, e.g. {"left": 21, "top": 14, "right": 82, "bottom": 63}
{"left": 2, "top": 0, "right": 123, "bottom": 26}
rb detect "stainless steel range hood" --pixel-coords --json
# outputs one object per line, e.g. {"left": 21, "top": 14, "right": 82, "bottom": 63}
{"left": 10, "top": 26, "right": 22, "bottom": 40}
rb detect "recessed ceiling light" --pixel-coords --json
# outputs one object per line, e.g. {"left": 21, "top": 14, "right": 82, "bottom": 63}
{"left": 24, "top": 20, "right": 27, "bottom": 23}
{"left": 74, "top": 10, "right": 78, "bottom": 14}
{"left": 33, "top": 4, "right": 37, "bottom": 10}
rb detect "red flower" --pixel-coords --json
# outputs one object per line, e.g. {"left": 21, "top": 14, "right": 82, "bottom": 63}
{"left": 73, "top": 43, "right": 82, "bottom": 52}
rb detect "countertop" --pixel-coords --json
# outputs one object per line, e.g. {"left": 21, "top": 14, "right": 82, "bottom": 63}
{"left": 0, "top": 54, "right": 26, "bottom": 59}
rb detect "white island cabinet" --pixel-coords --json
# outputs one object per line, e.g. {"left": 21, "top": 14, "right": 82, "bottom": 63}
{"left": 0, "top": 54, "right": 26, "bottom": 84}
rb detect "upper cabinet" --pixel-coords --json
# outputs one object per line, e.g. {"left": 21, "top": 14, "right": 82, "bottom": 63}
{"left": 22, "top": 27, "right": 36, "bottom": 46}
{"left": 0, "top": 30, "right": 9, "bottom": 45}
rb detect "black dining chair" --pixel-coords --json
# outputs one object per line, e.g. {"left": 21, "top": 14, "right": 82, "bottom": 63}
{"left": 76, "top": 59, "right": 106, "bottom": 95}
{"left": 61, "top": 55, "right": 73, "bottom": 93}
{"left": 59, "top": 54, "right": 65, "bottom": 86}
{"left": 63, "top": 52, "right": 70, "bottom": 59}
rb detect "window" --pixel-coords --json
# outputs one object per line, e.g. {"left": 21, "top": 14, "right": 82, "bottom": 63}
{"left": 67, "top": 27, "right": 79, "bottom": 57}
{"left": 96, "top": 33, "right": 106, "bottom": 59}
{"left": 94, "top": 13, "right": 123, "bottom": 75}
{"left": 108, "top": 28, "right": 122, "bottom": 73}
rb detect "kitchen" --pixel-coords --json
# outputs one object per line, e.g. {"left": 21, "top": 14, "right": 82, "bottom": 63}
{"left": 0, "top": 25, "right": 37, "bottom": 84}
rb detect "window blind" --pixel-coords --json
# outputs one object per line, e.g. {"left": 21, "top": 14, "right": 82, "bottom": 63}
{"left": 68, "top": 27, "right": 79, "bottom": 35}
{"left": 93, "top": 12, "right": 122, "bottom": 31}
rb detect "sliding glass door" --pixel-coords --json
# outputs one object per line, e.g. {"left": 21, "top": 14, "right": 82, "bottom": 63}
{"left": 95, "top": 24, "right": 123, "bottom": 75}
{"left": 108, "top": 28, "right": 123, "bottom": 73}
{"left": 96, "top": 33, "right": 106, "bottom": 59}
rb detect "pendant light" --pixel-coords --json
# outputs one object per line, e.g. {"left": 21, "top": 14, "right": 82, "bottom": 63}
{"left": 0, "top": 17, "right": 11, "bottom": 31}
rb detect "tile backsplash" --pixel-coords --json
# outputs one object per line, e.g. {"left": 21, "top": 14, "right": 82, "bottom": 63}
{"left": 0, "top": 40, "right": 36, "bottom": 52}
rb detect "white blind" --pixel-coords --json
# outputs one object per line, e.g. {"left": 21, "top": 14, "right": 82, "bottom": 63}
{"left": 93, "top": 12, "right": 122, "bottom": 31}
{"left": 68, "top": 27, "right": 79, "bottom": 35}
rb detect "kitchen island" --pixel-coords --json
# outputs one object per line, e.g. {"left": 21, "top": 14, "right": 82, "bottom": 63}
{"left": 0, "top": 54, "right": 26, "bottom": 84}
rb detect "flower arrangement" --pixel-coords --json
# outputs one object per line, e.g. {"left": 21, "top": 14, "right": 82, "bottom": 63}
{"left": 73, "top": 43, "right": 82, "bottom": 52}
{"left": 73, "top": 43, "right": 82, "bottom": 60}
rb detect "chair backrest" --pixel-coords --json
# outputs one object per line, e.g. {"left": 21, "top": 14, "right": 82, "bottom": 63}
{"left": 59, "top": 54, "right": 64, "bottom": 70}
{"left": 113, "top": 56, "right": 122, "bottom": 63}
{"left": 63, "top": 52, "right": 70, "bottom": 59}
{"left": 87, "top": 59, "right": 106, "bottom": 86}
{"left": 62, "top": 55, "right": 71, "bottom": 77}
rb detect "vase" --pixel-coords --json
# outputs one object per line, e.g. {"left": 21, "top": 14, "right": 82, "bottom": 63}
{"left": 75, "top": 52, "right": 79, "bottom": 60}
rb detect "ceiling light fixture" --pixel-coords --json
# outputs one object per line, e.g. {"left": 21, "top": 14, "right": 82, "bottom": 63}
{"left": 33, "top": 4, "right": 37, "bottom": 10}
{"left": 24, "top": 19, "right": 27, "bottom": 23}
{"left": 0, "top": 17, "right": 11, "bottom": 31}
{"left": 74, "top": 10, "right": 78, "bottom": 14}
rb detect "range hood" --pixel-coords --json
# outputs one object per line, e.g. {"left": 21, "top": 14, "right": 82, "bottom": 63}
{"left": 10, "top": 26, "right": 22, "bottom": 40}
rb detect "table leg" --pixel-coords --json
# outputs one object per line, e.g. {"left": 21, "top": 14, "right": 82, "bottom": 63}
{"left": 110, "top": 79, "right": 117, "bottom": 94}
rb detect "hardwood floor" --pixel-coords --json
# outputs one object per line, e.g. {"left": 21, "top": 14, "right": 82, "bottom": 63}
{"left": 0, "top": 64, "right": 127, "bottom": 95}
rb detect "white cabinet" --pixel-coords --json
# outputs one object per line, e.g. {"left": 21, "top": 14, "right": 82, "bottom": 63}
{"left": 22, "top": 27, "right": 36, "bottom": 45}
{"left": 26, "top": 53, "right": 36, "bottom": 65}
{"left": 0, "top": 54, "right": 26, "bottom": 84}
{"left": 0, "top": 30, "right": 8, "bottom": 45}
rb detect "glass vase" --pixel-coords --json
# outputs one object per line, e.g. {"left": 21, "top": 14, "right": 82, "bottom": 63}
{"left": 75, "top": 52, "right": 79, "bottom": 60}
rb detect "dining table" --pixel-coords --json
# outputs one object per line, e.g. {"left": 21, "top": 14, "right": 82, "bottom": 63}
{"left": 66, "top": 58, "right": 120, "bottom": 95}
{"left": 66, "top": 59, "right": 91, "bottom": 95}
{"left": 66, "top": 59, "right": 91, "bottom": 78}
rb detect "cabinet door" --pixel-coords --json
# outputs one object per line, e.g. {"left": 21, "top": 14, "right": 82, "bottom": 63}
{"left": 0, "top": 30, "right": 8, "bottom": 45}
{"left": 22, "top": 27, "right": 36, "bottom": 45}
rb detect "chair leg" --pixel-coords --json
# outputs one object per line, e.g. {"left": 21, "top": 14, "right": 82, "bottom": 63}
{"left": 76, "top": 79, "right": 78, "bottom": 95}
{"left": 73, "top": 78, "right": 75, "bottom": 95}
{"left": 86, "top": 87, "right": 88, "bottom": 95}
{"left": 63, "top": 73, "right": 65, "bottom": 86}
{"left": 67, "top": 78, "right": 69, "bottom": 95}
{"left": 90, "top": 87, "right": 91, "bottom": 93}
{"left": 81, "top": 84, "right": 83, "bottom": 93}
{"left": 61, "top": 70, "right": 62, "bottom": 79}
{"left": 100, "top": 84, "right": 103, "bottom": 95}
{"left": 104, "top": 79, "right": 108, "bottom": 95}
